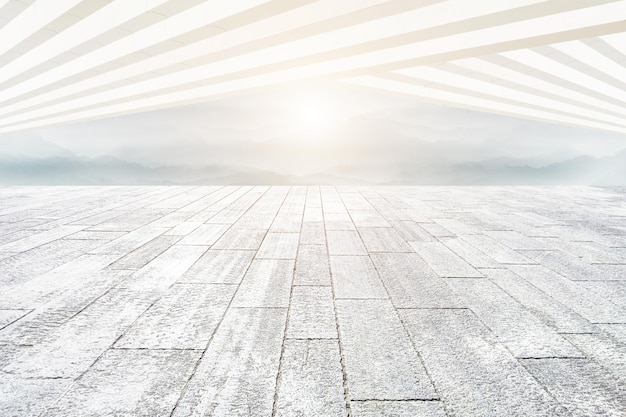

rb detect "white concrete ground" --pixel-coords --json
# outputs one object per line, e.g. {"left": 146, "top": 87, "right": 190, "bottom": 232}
{"left": 0, "top": 186, "right": 624, "bottom": 417}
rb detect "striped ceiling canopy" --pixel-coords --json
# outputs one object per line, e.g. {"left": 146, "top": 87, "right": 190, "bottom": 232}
{"left": 1, "top": 0, "right": 626, "bottom": 134}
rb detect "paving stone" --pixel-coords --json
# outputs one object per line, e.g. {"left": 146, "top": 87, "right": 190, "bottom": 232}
{"left": 0, "top": 270, "right": 131, "bottom": 345}
{"left": 178, "top": 223, "right": 231, "bottom": 245}
{"left": 121, "top": 245, "right": 208, "bottom": 294}
{"left": 2, "top": 288, "right": 154, "bottom": 378}
{"left": 563, "top": 332, "right": 626, "bottom": 385}
{"left": 351, "top": 401, "right": 446, "bottom": 417}
{"left": 212, "top": 227, "right": 266, "bottom": 250}
{"left": 358, "top": 227, "right": 412, "bottom": 252}
{"left": 0, "top": 376, "right": 72, "bottom": 417}
{"left": 324, "top": 213, "right": 356, "bottom": 231}
{"left": 164, "top": 221, "right": 203, "bottom": 236}
{"left": 522, "top": 358, "right": 626, "bottom": 417}
{"left": 460, "top": 234, "right": 536, "bottom": 264}
{"left": 327, "top": 230, "right": 367, "bottom": 255}
{"left": 419, "top": 222, "right": 456, "bottom": 237}
{"left": 0, "top": 225, "right": 85, "bottom": 252}
{"left": 43, "top": 349, "right": 200, "bottom": 417}
{"left": 336, "top": 299, "right": 436, "bottom": 400}
{"left": 88, "top": 224, "right": 168, "bottom": 257}
{"left": 300, "top": 221, "right": 326, "bottom": 245}
{"left": 108, "top": 235, "right": 182, "bottom": 270}
{"left": 330, "top": 256, "right": 387, "bottom": 299}
{"left": 0, "top": 253, "right": 121, "bottom": 309}
{"left": 172, "top": 308, "right": 286, "bottom": 417}
{"left": 231, "top": 259, "right": 294, "bottom": 307}
{"left": 349, "top": 210, "right": 390, "bottom": 228}
{"left": 446, "top": 279, "right": 581, "bottom": 358}
{"left": 578, "top": 281, "right": 626, "bottom": 308}
{"left": 388, "top": 220, "right": 436, "bottom": 242}
{"left": 483, "top": 268, "right": 598, "bottom": 333}
{"left": 115, "top": 284, "right": 234, "bottom": 349}
{"left": 256, "top": 232, "right": 299, "bottom": 259}
{"left": 523, "top": 249, "right": 626, "bottom": 281}
{"left": 484, "top": 230, "right": 549, "bottom": 250}
{"left": 294, "top": 244, "right": 331, "bottom": 285}
{"left": 179, "top": 249, "right": 254, "bottom": 284}
{"left": 0, "top": 309, "right": 29, "bottom": 330}
{"left": 509, "top": 265, "right": 626, "bottom": 323}
{"left": 400, "top": 309, "right": 569, "bottom": 417}
{"left": 439, "top": 236, "right": 501, "bottom": 268}
{"left": 410, "top": 241, "right": 483, "bottom": 277}
{"left": 287, "top": 286, "right": 337, "bottom": 339}
{"left": 371, "top": 253, "right": 464, "bottom": 308}
{"left": 275, "top": 340, "right": 346, "bottom": 417}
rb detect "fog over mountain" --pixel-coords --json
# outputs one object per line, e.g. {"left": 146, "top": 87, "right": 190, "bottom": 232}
{"left": 1, "top": 83, "right": 625, "bottom": 185}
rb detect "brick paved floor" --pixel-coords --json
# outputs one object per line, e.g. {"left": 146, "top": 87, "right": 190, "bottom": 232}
{"left": 0, "top": 186, "right": 624, "bottom": 416}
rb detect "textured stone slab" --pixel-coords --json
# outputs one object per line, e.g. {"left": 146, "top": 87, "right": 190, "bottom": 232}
{"left": 212, "top": 227, "right": 266, "bottom": 250}
{"left": 484, "top": 230, "right": 548, "bottom": 250}
{"left": 109, "top": 235, "right": 182, "bottom": 270}
{"left": 294, "top": 244, "right": 331, "bottom": 285}
{"left": 327, "top": 231, "right": 366, "bottom": 255}
{"left": 287, "top": 286, "right": 337, "bottom": 339}
{"left": 275, "top": 339, "right": 346, "bottom": 417}
{"left": 411, "top": 241, "right": 483, "bottom": 277}
{"left": 336, "top": 299, "right": 436, "bottom": 400}
{"left": 578, "top": 281, "right": 626, "bottom": 308}
{"left": 164, "top": 221, "right": 202, "bottom": 236}
{"left": 350, "top": 210, "right": 390, "bottom": 228}
{"left": 460, "top": 234, "right": 535, "bottom": 264}
{"left": 115, "top": 284, "right": 234, "bottom": 349}
{"left": 180, "top": 249, "right": 254, "bottom": 284}
{"left": 178, "top": 223, "right": 230, "bottom": 245}
{"left": 0, "top": 270, "right": 130, "bottom": 345}
{"left": 0, "top": 376, "right": 72, "bottom": 417}
{"left": 324, "top": 213, "right": 356, "bottom": 231}
{"left": 89, "top": 224, "right": 168, "bottom": 257}
{"left": 0, "top": 309, "right": 29, "bottom": 330}
{"left": 0, "top": 253, "right": 120, "bottom": 309}
{"left": 351, "top": 401, "right": 446, "bottom": 417}
{"left": 231, "top": 259, "right": 294, "bottom": 307}
{"left": 389, "top": 220, "right": 436, "bottom": 242}
{"left": 300, "top": 221, "right": 326, "bottom": 245}
{"left": 330, "top": 256, "right": 387, "bottom": 299}
{"left": 563, "top": 332, "right": 626, "bottom": 385}
{"left": 371, "top": 253, "right": 463, "bottom": 308}
{"left": 43, "top": 349, "right": 200, "bottom": 417}
{"left": 121, "top": 245, "right": 208, "bottom": 294}
{"left": 483, "top": 268, "right": 597, "bottom": 333}
{"left": 3, "top": 288, "right": 154, "bottom": 378}
{"left": 440, "top": 236, "right": 501, "bottom": 268}
{"left": 172, "top": 308, "right": 286, "bottom": 417}
{"left": 0, "top": 225, "right": 85, "bottom": 252}
{"left": 446, "top": 279, "right": 581, "bottom": 358}
{"left": 522, "top": 249, "right": 623, "bottom": 281}
{"left": 271, "top": 214, "right": 303, "bottom": 232}
{"left": 522, "top": 358, "right": 626, "bottom": 417}
{"left": 358, "top": 227, "right": 412, "bottom": 252}
{"left": 509, "top": 265, "right": 626, "bottom": 323}
{"left": 256, "top": 232, "right": 299, "bottom": 259}
{"left": 400, "top": 309, "right": 567, "bottom": 416}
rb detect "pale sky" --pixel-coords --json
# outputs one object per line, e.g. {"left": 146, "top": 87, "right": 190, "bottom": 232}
{"left": 1, "top": 81, "right": 626, "bottom": 184}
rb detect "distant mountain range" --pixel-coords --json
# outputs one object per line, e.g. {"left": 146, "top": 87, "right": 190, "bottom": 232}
{"left": 0, "top": 135, "right": 625, "bottom": 185}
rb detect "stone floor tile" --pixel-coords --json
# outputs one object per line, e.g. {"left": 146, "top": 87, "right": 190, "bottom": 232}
{"left": 400, "top": 309, "right": 569, "bottom": 417}
{"left": 43, "top": 349, "right": 200, "bottom": 417}
{"left": 274, "top": 339, "right": 346, "bottom": 417}
{"left": 287, "top": 286, "right": 337, "bottom": 339}
{"left": 336, "top": 299, "right": 437, "bottom": 400}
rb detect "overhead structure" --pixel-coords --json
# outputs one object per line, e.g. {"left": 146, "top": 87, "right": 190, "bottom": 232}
{"left": 0, "top": 0, "right": 626, "bottom": 134}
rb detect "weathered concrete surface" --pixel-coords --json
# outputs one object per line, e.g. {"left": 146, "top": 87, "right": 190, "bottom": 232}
{"left": 1, "top": 186, "right": 625, "bottom": 416}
